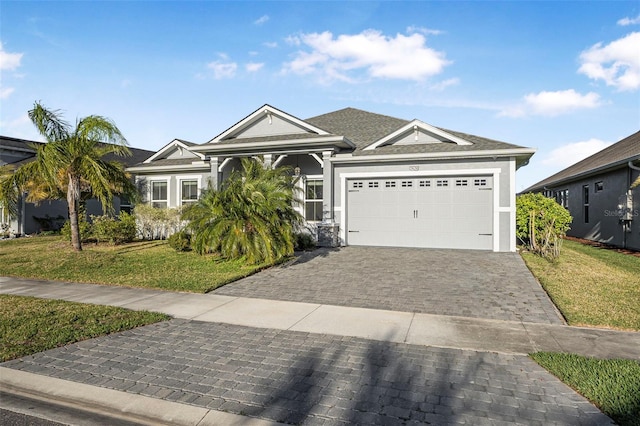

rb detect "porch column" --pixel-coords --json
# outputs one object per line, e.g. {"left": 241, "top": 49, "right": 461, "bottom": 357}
{"left": 263, "top": 154, "right": 273, "bottom": 169}
{"left": 209, "top": 156, "right": 220, "bottom": 190}
{"left": 322, "top": 150, "right": 333, "bottom": 222}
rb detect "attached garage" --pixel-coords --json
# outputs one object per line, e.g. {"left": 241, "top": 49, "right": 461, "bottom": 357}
{"left": 346, "top": 175, "right": 494, "bottom": 250}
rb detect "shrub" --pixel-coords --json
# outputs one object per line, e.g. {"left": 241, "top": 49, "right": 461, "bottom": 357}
{"left": 91, "top": 212, "right": 137, "bottom": 245}
{"left": 134, "top": 204, "right": 184, "bottom": 240}
{"left": 294, "top": 232, "right": 316, "bottom": 251}
{"left": 168, "top": 230, "right": 191, "bottom": 252}
{"left": 61, "top": 216, "right": 92, "bottom": 242}
{"left": 516, "top": 193, "right": 572, "bottom": 259}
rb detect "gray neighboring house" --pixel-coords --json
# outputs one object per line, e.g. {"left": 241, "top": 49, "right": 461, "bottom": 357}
{"left": 522, "top": 130, "right": 640, "bottom": 251}
{"left": 0, "top": 135, "right": 154, "bottom": 236}
{"left": 128, "top": 105, "right": 535, "bottom": 252}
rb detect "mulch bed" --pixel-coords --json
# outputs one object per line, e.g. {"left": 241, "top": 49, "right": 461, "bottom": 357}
{"left": 564, "top": 236, "right": 640, "bottom": 258}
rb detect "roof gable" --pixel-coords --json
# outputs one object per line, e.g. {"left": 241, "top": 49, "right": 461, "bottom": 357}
{"left": 364, "top": 120, "right": 472, "bottom": 150}
{"left": 209, "top": 104, "right": 329, "bottom": 143}
{"left": 143, "top": 139, "right": 204, "bottom": 164}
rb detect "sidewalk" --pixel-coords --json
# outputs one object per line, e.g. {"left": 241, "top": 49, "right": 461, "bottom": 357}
{"left": 1, "top": 276, "right": 636, "bottom": 425}
{"left": 1, "top": 276, "right": 639, "bottom": 359}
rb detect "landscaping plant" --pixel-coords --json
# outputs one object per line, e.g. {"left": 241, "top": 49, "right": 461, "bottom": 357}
{"left": 516, "top": 193, "right": 572, "bottom": 259}
{"left": 183, "top": 157, "right": 302, "bottom": 264}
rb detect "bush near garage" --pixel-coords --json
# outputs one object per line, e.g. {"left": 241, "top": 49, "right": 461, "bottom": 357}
{"left": 516, "top": 193, "right": 572, "bottom": 259}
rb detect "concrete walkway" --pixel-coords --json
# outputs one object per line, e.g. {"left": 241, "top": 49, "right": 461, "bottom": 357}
{"left": 1, "top": 277, "right": 638, "bottom": 425}
{"left": 1, "top": 277, "right": 638, "bottom": 359}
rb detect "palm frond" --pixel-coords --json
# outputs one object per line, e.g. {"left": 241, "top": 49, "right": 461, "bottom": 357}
{"left": 28, "top": 101, "right": 70, "bottom": 142}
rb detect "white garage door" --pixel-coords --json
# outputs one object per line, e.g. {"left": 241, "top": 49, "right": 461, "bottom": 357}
{"left": 346, "top": 176, "right": 493, "bottom": 250}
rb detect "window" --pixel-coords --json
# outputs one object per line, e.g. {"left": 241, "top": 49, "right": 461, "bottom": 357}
{"left": 555, "top": 189, "right": 568, "bottom": 209}
{"left": 120, "top": 196, "right": 133, "bottom": 214}
{"left": 352, "top": 181, "right": 363, "bottom": 189}
{"left": 436, "top": 179, "right": 449, "bottom": 187}
{"left": 151, "top": 181, "right": 168, "bottom": 209}
{"left": 419, "top": 180, "right": 431, "bottom": 187}
{"left": 368, "top": 181, "right": 379, "bottom": 188}
{"left": 595, "top": 181, "right": 604, "bottom": 192}
{"left": 385, "top": 181, "right": 396, "bottom": 188}
{"left": 401, "top": 180, "right": 413, "bottom": 187}
{"left": 305, "top": 179, "right": 323, "bottom": 222}
{"left": 181, "top": 180, "right": 198, "bottom": 205}
{"left": 456, "top": 179, "right": 468, "bottom": 187}
{"left": 474, "top": 179, "right": 487, "bottom": 187}
{"left": 583, "top": 185, "right": 589, "bottom": 223}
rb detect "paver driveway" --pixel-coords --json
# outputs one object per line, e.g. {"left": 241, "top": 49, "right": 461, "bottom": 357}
{"left": 215, "top": 247, "right": 564, "bottom": 324}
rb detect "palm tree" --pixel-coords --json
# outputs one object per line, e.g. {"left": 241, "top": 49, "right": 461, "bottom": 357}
{"left": 183, "top": 157, "right": 302, "bottom": 264}
{"left": 0, "top": 101, "right": 137, "bottom": 251}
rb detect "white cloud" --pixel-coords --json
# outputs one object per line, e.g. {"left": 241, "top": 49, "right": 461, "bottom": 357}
{"left": 0, "top": 41, "right": 23, "bottom": 70}
{"left": 406, "top": 26, "right": 443, "bottom": 36}
{"left": 282, "top": 29, "right": 451, "bottom": 83}
{"left": 0, "top": 86, "right": 15, "bottom": 99}
{"left": 429, "top": 77, "right": 460, "bottom": 91}
{"left": 254, "top": 15, "right": 269, "bottom": 25}
{"left": 207, "top": 61, "right": 237, "bottom": 79}
{"left": 542, "top": 138, "right": 612, "bottom": 168}
{"left": 578, "top": 32, "right": 640, "bottom": 91}
{"left": 263, "top": 41, "right": 278, "bottom": 49}
{"left": 617, "top": 15, "right": 640, "bottom": 26}
{"left": 246, "top": 62, "right": 264, "bottom": 72}
{"left": 499, "top": 89, "right": 601, "bottom": 117}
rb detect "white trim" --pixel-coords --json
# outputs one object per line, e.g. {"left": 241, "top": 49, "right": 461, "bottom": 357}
{"left": 364, "top": 119, "right": 472, "bottom": 150}
{"left": 339, "top": 168, "right": 501, "bottom": 251}
{"left": 149, "top": 178, "right": 169, "bottom": 209}
{"left": 191, "top": 136, "right": 354, "bottom": 153}
{"left": 331, "top": 148, "right": 536, "bottom": 163}
{"left": 302, "top": 175, "right": 324, "bottom": 223}
{"left": 310, "top": 153, "right": 324, "bottom": 168}
{"left": 207, "top": 104, "right": 330, "bottom": 143}
{"left": 509, "top": 157, "right": 516, "bottom": 252}
{"left": 272, "top": 154, "right": 288, "bottom": 168}
{"left": 143, "top": 139, "right": 204, "bottom": 164}
{"left": 127, "top": 163, "right": 210, "bottom": 173}
{"left": 218, "top": 158, "right": 233, "bottom": 173}
{"left": 176, "top": 175, "right": 203, "bottom": 206}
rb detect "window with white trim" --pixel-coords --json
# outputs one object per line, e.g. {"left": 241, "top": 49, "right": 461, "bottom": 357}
{"left": 436, "top": 179, "right": 449, "bottom": 187}
{"left": 150, "top": 181, "right": 168, "bottom": 209}
{"left": 305, "top": 179, "right": 323, "bottom": 221}
{"left": 180, "top": 180, "right": 198, "bottom": 205}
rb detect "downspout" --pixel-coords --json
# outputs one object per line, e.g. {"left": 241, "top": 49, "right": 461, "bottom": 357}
{"left": 623, "top": 160, "right": 640, "bottom": 249}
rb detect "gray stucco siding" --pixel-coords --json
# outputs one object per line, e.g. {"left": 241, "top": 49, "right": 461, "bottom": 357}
{"left": 330, "top": 157, "right": 515, "bottom": 251}
{"left": 544, "top": 167, "right": 640, "bottom": 250}
{"left": 136, "top": 172, "right": 210, "bottom": 209}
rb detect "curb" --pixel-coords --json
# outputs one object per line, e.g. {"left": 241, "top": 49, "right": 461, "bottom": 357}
{"left": 0, "top": 367, "right": 284, "bottom": 426}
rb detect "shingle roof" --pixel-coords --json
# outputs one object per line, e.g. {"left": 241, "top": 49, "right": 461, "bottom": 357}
{"left": 524, "top": 130, "right": 640, "bottom": 192}
{"left": 304, "top": 108, "right": 526, "bottom": 154}
{"left": 0, "top": 135, "right": 154, "bottom": 168}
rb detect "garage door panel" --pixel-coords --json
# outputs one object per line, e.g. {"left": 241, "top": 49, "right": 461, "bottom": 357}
{"left": 347, "top": 176, "right": 493, "bottom": 250}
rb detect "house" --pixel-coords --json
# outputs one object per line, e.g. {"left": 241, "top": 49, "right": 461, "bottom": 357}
{"left": 522, "top": 131, "right": 640, "bottom": 251}
{"left": 128, "top": 105, "right": 535, "bottom": 251}
{"left": 0, "top": 135, "right": 154, "bottom": 236}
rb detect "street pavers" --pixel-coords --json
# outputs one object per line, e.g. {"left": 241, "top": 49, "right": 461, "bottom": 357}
{"left": 214, "top": 247, "right": 564, "bottom": 324}
{"left": 2, "top": 320, "right": 613, "bottom": 425}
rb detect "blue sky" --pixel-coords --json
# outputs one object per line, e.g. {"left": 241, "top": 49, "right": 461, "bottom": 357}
{"left": 1, "top": 1, "right": 639, "bottom": 190}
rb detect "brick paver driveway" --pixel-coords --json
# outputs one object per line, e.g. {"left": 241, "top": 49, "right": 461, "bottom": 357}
{"left": 215, "top": 247, "right": 563, "bottom": 324}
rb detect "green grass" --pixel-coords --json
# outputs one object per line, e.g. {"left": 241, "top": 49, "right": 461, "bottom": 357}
{"left": 0, "top": 235, "right": 271, "bottom": 293}
{"left": 531, "top": 352, "right": 640, "bottom": 426}
{"left": 0, "top": 294, "right": 169, "bottom": 362}
{"left": 521, "top": 239, "right": 640, "bottom": 331}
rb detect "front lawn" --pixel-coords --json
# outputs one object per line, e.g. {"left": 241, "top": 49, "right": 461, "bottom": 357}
{"left": 521, "top": 239, "right": 640, "bottom": 331}
{"left": 0, "top": 294, "right": 169, "bottom": 362}
{"left": 0, "top": 235, "right": 270, "bottom": 293}
{"left": 531, "top": 352, "right": 640, "bottom": 426}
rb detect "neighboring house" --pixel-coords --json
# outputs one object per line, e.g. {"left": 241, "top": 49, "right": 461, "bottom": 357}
{"left": 128, "top": 105, "right": 534, "bottom": 252}
{"left": 0, "top": 135, "right": 154, "bottom": 235}
{"left": 522, "top": 131, "right": 640, "bottom": 251}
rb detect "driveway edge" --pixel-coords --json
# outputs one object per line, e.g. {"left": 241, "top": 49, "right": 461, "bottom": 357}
{"left": 0, "top": 367, "right": 283, "bottom": 426}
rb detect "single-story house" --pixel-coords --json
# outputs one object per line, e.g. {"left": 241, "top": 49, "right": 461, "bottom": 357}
{"left": 0, "top": 135, "right": 154, "bottom": 236}
{"left": 522, "top": 130, "right": 640, "bottom": 251}
{"left": 128, "top": 105, "right": 535, "bottom": 252}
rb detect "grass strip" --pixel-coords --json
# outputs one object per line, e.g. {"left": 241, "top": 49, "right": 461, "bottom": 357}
{"left": 531, "top": 352, "right": 640, "bottom": 426}
{"left": 0, "top": 235, "right": 270, "bottom": 293}
{"left": 0, "top": 294, "right": 169, "bottom": 362}
{"left": 521, "top": 239, "right": 640, "bottom": 331}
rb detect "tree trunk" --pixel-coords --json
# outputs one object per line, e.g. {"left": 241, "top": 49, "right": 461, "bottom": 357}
{"left": 67, "top": 176, "right": 82, "bottom": 251}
